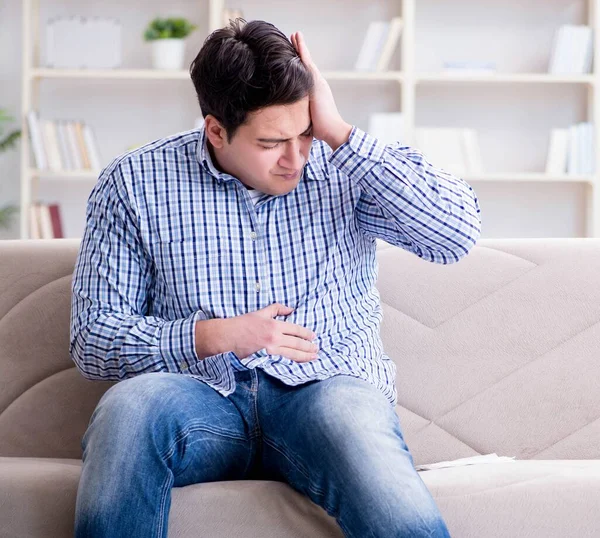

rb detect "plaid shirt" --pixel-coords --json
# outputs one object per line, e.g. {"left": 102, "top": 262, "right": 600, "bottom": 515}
{"left": 70, "top": 125, "right": 481, "bottom": 406}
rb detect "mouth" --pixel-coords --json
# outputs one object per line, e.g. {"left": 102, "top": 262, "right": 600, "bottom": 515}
{"left": 277, "top": 170, "right": 300, "bottom": 180}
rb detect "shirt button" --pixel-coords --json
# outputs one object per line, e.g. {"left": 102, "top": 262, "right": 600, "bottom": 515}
{"left": 250, "top": 231, "right": 257, "bottom": 240}
{"left": 255, "top": 281, "right": 261, "bottom": 292}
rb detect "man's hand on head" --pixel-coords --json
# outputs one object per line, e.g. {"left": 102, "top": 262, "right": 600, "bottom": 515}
{"left": 291, "top": 31, "right": 353, "bottom": 152}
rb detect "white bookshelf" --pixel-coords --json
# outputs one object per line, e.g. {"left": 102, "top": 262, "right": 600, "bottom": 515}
{"left": 416, "top": 73, "right": 595, "bottom": 84}
{"left": 30, "top": 68, "right": 193, "bottom": 80}
{"left": 19, "top": 0, "right": 600, "bottom": 238}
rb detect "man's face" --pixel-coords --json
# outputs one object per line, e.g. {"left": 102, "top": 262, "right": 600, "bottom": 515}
{"left": 206, "top": 96, "right": 313, "bottom": 196}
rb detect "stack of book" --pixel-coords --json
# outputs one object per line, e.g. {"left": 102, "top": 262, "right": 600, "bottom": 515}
{"left": 546, "top": 122, "right": 595, "bottom": 176}
{"left": 414, "top": 128, "right": 483, "bottom": 177}
{"left": 27, "top": 111, "right": 101, "bottom": 172}
{"left": 29, "top": 202, "right": 64, "bottom": 239}
{"left": 442, "top": 61, "right": 497, "bottom": 76}
{"left": 355, "top": 17, "right": 404, "bottom": 71}
{"left": 548, "top": 25, "right": 594, "bottom": 75}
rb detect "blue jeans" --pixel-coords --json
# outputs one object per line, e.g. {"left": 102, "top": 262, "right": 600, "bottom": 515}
{"left": 75, "top": 364, "right": 451, "bottom": 537}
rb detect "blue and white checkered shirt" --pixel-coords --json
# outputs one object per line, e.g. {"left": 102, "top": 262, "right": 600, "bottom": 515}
{"left": 70, "top": 125, "right": 481, "bottom": 406}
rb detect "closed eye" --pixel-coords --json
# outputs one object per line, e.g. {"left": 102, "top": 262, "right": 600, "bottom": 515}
{"left": 260, "top": 131, "right": 312, "bottom": 150}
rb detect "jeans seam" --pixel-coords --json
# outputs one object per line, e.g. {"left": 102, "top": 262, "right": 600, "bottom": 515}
{"left": 159, "top": 424, "right": 248, "bottom": 461}
{"left": 156, "top": 469, "right": 173, "bottom": 538}
{"left": 262, "top": 436, "right": 327, "bottom": 500}
{"left": 252, "top": 370, "right": 262, "bottom": 439}
{"left": 265, "top": 438, "right": 366, "bottom": 538}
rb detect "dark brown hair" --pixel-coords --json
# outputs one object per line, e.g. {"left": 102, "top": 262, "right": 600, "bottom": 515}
{"left": 190, "top": 19, "right": 314, "bottom": 142}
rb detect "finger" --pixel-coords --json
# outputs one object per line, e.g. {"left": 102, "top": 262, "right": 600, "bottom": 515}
{"left": 277, "top": 347, "right": 318, "bottom": 363}
{"left": 296, "top": 31, "right": 313, "bottom": 64}
{"left": 280, "top": 334, "right": 319, "bottom": 353}
{"left": 275, "top": 320, "right": 315, "bottom": 342}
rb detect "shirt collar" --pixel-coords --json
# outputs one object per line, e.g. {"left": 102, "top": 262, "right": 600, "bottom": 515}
{"left": 195, "top": 123, "right": 326, "bottom": 183}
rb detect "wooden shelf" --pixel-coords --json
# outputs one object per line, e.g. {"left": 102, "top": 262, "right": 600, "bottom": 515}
{"left": 30, "top": 67, "right": 404, "bottom": 82}
{"left": 30, "top": 68, "right": 190, "bottom": 80}
{"left": 416, "top": 73, "right": 595, "bottom": 85}
{"left": 464, "top": 173, "right": 596, "bottom": 183}
{"left": 322, "top": 70, "right": 403, "bottom": 81}
{"left": 30, "top": 169, "right": 99, "bottom": 179}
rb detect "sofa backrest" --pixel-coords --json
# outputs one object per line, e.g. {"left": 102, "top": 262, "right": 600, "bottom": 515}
{"left": 1, "top": 238, "right": 599, "bottom": 464}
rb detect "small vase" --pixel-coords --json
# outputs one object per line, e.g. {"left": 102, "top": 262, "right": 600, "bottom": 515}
{"left": 151, "top": 39, "right": 186, "bottom": 70}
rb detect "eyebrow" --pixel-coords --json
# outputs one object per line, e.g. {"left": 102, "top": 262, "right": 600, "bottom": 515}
{"left": 256, "top": 122, "right": 313, "bottom": 143}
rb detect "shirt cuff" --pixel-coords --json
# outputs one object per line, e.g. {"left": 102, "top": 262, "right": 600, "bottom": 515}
{"left": 158, "top": 310, "right": 203, "bottom": 373}
{"left": 328, "top": 126, "right": 388, "bottom": 183}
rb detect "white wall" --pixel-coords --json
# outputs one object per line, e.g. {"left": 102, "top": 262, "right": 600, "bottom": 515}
{"left": 0, "top": 0, "right": 593, "bottom": 239}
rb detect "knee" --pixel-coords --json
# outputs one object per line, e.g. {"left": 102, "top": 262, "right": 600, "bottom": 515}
{"left": 342, "top": 499, "right": 450, "bottom": 538}
{"left": 85, "top": 373, "right": 180, "bottom": 440}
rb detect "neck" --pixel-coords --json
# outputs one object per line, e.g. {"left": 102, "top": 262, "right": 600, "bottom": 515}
{"left": 207, "top": 139, "right": 253, "bottom": 190}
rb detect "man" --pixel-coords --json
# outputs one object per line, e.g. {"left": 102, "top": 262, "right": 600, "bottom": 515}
{"left": 71, "top": 18, "right": 481, "bottom": 537}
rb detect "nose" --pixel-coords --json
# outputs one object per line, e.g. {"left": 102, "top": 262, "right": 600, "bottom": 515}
{"left": 279, "top": 140, "right": 304, "bottom": 171}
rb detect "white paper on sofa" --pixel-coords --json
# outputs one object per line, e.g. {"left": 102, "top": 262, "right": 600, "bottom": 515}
{"left": 415, "top": 453, "right": 516, "bottom": 471}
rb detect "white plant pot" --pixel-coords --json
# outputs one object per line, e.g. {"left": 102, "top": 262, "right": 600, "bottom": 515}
{"left": 151, "top": 39, "right": 186, "bottom": 70}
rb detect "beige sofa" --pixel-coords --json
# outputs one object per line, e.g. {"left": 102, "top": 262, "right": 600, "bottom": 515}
{"left": 1, "top": 237, "right": 600, "bottom": 537}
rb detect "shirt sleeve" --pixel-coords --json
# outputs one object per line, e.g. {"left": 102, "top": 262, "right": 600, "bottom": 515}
{"left": 69, "top": 163, "right": 203, "bottom": 380}
{"left": 328, "top": 126, "right": 482, "bottom": 264}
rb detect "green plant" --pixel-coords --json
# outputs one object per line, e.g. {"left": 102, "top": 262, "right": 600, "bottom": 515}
{"left": 143, "top": 17, "right": 197, "bottom": 41}
{"left": 0, "top": 109, "right": 21, "bottom": 231}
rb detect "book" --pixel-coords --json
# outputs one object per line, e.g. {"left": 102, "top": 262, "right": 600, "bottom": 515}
{"left": 41, "top": 120, "right": 62, "bottom": 171}
{"left": 73, "top": 121, "right": 91, "bottom": 169}
{"left": 567, "top": 124, "right": 580, "bottom": 175}
{"left": 29, "top": 204, "right": 41, "bottom": 239}
{"left": 55, "top": 121, "right": 73, "bottom": 170}
{"left": 580, "top": 123, "right": 595, "bottom": 175}
{"left": 442, "top": 61, "right": 496, "bottom": 75}
{"left": 26, "top": 110, "right": 47, "bottom": 170}
{"left": 549, "top": 25, "right": 594, "bottom": 75}
{"left": 38, "top": 203, "right": 54, "bottom": 239}
{"left": 48, "top": 204, "right": 64, "bottom": 238}
{"left": 65, "top": 121, "right": 83, "bottom": 170}
{"left": 577, "top": 123, "right": 587, "bottom": 175}
{"left": 83, "top": 124, "right": 102, "bottom": 171}
{"left": 355, "top": 21, "right": 390, "bottom": 71}
{"left": 376, "top": 17, "right": 403, "bottom": 71}
{"left": 545, "top": 128, "right": 569, "bottom": 175}
{"left": 30, "top": 203, "right": 64, "bottom": 239}
{"left": 565, "top": 122, "right": 595, "bottom": 176}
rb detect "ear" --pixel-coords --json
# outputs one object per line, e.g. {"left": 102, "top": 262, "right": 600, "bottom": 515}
{"left": 204, "top": 115, "right": 227, "bottom": 149}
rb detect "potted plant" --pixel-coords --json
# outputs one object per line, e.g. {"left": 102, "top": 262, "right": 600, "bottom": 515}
{"left": 143, "top": 17, "right": 198, "bottom": 70}
{"left": 0, "top": 109, "right": 21, "bottom": 232}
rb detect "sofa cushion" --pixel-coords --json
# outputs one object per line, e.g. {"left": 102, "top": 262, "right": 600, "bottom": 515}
{"left": 422, "top": 459, "right": 600, "bottom": 537}
{"left": 0, "top": 457, "right": 342, "bottom": 538}
{"left": 3, "top": 457, "right": 600, "bottom": 538}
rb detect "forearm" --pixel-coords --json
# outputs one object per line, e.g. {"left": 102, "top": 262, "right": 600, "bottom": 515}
{"left": 194, "top": 318, "right": 235, "bottom": 360}
{"left": 330, "top": 126, "right": 481, "bottom": 263}
{"left": 70, "top": 308, "right": 201, "bottom": 380}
